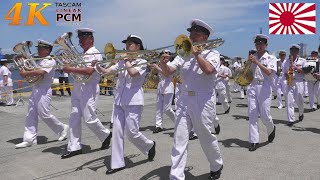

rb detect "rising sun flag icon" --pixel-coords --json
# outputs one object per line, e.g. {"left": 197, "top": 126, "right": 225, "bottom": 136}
{"left": 269, "top": 3, "right": 316, "bottom": 34}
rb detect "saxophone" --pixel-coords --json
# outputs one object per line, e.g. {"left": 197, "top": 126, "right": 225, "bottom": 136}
{"left": 287, "top": 55, "right": 294, "bottom": 86}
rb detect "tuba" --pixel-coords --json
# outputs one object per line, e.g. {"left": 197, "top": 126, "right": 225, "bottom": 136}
{"left": 233, "top": 50, "right": 256, "bottom": 86}
{"left": 54, "top": 32, "right": 91, "bottom": 83}
{"left": 13, "top": 41, "right": 43, "bottom": 84}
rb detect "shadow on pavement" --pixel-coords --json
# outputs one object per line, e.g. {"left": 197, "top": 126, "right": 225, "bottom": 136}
{"left": 219, "top": 138, "right": 270, "bottom": 150}
{"left": 232, "top": 115, "right": 248, "bottom": 121}
{"left": 140, "top": 166, "right": 199, "bottom": 180}
{"left": 7, "top": 136, "right": 58, "bottom": 145}
{"left": 292, "top": 126, "right": 320, "bottom": 135}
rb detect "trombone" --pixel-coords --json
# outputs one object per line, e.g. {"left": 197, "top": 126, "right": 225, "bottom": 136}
{"left": 95, "top": 34, "right": 225, "bottom": 76}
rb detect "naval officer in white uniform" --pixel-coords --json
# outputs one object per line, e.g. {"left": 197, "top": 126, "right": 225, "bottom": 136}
{"left": 150, "top": 50, "right": 176, "bottom": 133}
{"left": 61, "top": 28, "right": 112, "bottom": 159}
{"left": 96, "top": 34, "right": 156, "bottom": 174}
{"left": 16, "top": 40, "right": 69, "bottom": 148}
{"left": 246, "top": 34, "right": 276, "bottom": 152}
{"left": 160, "top": 19, "right": 223, "bottom": 180}
{"left": 283, "top": 44, "right": 306, "bottom": 127}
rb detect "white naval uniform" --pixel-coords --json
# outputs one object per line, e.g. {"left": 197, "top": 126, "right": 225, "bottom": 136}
{"left": 233, "top": 61, "right": 242, "bottom": 92}
{"left": 283, "top": 57, "right": 306, "bottom": 122}
{"left": 276, "top": 59, "right": 287, "bottom": 108}
{"left": 312, "top": 61, "right": 320, "bottom": 108}
{"left": 67, "top": 47, "right": 110, "bottom": 151}
{"left": 306, "top": 59, "right": 319, "bottom": 109}
{"left": 169, "top": 50, "right": 223, "bottom": 180}
{"left": 23, "top": 57, "right": 65, "bottom": 143}
{"left": 109, "top": 58, "right": 154, "bottom": 169}
{"left": 224, "top": 67, "right": 232, "bottom": 102}
{"left": 0, "top": 65, "right": 14, "bottom": 105}
{"left": 216, "top": 64, "right": 230, "bottom": 111}
{"left": 247, "top": 52, "right": 276, "bottom": 143}
{"left": 154, "top": 71, "right": 176, "bottom": 128}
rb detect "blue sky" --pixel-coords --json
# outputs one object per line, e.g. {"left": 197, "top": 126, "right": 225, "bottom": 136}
{"left": 0, "top": 0, "right": 319, "bottom": 59}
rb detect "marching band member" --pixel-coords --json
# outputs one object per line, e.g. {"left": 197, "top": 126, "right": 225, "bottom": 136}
{"left": 160, "top": 19, "right": 223, "bottom": 180}
{"left": 216, "top": 56, "right": 230, "bottom": 114}
{"left": 0, "top": 59, "right": 14, "bottom": 105}
{"left": 312, "top": 51, "right": 320, "bottom": 109}
{"left": 247, "top": 34, "right": 276, "bottom": 151}
{"left": 61, "top": 28, "right": 112, "bottom": 158}
{"left": 307, "top": 51, "right": 319, "bottom": 111}
{"left": 150, "top": 50, "right": 176, "bottom": 133}
{"left": 275, "top": 50, "right": 287, "bottom": 109}
{"left": 283, "top": 44, "right": 306, "bottom": 127}
{"left": 96, "top": 34, "right": 156, "bottom": 174}
{"left": 233, "top": 57, "right": 242, "bottom": 92}
{"left": 15, "top": 40, "right": 69, "bottom": 148}
{"left": 224, "top": 61, "right": 232, "bottom": 103}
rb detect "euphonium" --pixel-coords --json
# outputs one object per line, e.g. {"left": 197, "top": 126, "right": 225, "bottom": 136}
{"left": 13, "top": 41, "right": 43, "bottom": 84}
{"left": 54, "top": 32, "right": 91, "bottom": 83}
{"left": 287, "top": 55, "right": 294, "bottom": 86}
{"left": 234, "top": 50, "right": 255, "bottom": 86}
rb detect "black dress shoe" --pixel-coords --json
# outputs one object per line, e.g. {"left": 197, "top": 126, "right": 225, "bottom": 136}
{"left": 105, "top": 167, "right": 125, "bottom": 174}
{"left": 225, "top": 107, "right": 230, "bottom": 114}
{"left": 215, "top": 124, "right": 220, "bottom": 135}
{"left": 61, "top": 149, "right": 82, "bottom": 159}
{"left": 268, "top": 126, "right": 276, "bottom": 143}
{"left": 148, "top": 141, "right": 156, "bottom": 161}
{"left": 152, "top": 127, "right": 163, "bottom": 134}
{"left": 208, "top": 165, "right": 223, "bottom": 179}
{"left": 101, "top": 132, "right": 112, "bottom": 150}
{"left": 287, "top": 122, "right": 294, "bottom": 127}
{"left": 189, "top": 132, "right": 198, "bottom": 140}
{"left": 298, "top": 114, "right": 304, "bottom": 122}
{"left": 248, "top": 143, "right": 259, "bottom": 151}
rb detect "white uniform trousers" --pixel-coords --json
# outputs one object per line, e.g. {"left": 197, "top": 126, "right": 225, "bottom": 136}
{"left": 240, "top": 87, "right": 245, "bottom": 98}
{"left": 216, "top": 88, "right": 229, "bottom": 111}
{"left": 170, "top": 93, "right": 223, "bottom": 180}
{"left": 233, "top": 81, "right": 240, "bottom": 92}
{"left": 23, "top": 87, "right": 65, "bottom": 143}
{"left": 225, "top": 82, "right": 232, "bottom": 102}
{"left": 110, "top": 104, "right": 115, "bottom": 124}
{"left": 247, "top": 83, "right": 274, "bottom": 143}
{"left": 313, "top": 81, "right": 320, "bottom": 106}
{"left": 304, "top": 80, "right": 308, "bottom": 96}
{"left": 155, "top": 93, "right": 176, "bottom": 128}
{"left": 0, "top": 86, "right": 14, "bottom": 105}
{"left": 276, "top": 78, "right": 287, "bottom": 107}
{"left": 111, "top": 104, "right": 154, "bottom": 169}
{"left": 307, "top": 81, "right": 318, "bottom": 109}
{"left": 67, "top": 85, "right": 110, "bottom": 151}
{"left": 286, "top": 81, "right": 305, "bottom": 122}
